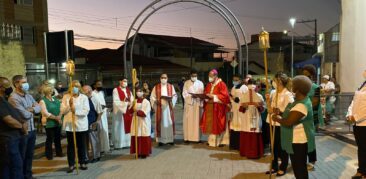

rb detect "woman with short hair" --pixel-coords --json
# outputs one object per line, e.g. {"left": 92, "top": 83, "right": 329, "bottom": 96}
{"left": 39, "top": 85, "right": 63, "bottom": 160}
{"left": 272, "top": 75, "right": 316, "bottom": 179}
{"left": 61, "top": 80, "right": 90, "bottom": 173}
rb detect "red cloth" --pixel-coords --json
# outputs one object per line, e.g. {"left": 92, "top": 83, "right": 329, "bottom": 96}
{"left": 239, "top": 132, "right": 264, "bottom": 159}
{"left": 200, "top": 79, "right": 230, "bottom": 135}
{"left": 130, "top": 136, "right": 152, "bottom": 156}
{"left": 137, "top": 110, "right": 146, "bottom": 117}
{"left": 155, "top": 83, "right": 175, "bottom": 137}
{"left": 239, "top": 106, "right": 246, "bottom": 113}
{"left": 116, "top": 87, "right": 133, "bottom": 134}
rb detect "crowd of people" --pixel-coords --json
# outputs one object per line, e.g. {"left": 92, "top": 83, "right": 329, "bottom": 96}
{"left": 0, "top": 65, "right": 365, "bottom": 179}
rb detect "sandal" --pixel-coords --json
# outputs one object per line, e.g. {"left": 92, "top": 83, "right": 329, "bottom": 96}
{"left": 276, "top": 170, "right": 286, "bottom": 177}
{"left": 265, "top": 169, "right": 277, "bottom": 175}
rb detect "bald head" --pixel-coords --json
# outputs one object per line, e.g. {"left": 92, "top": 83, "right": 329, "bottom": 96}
{"left": 0, "top": 77, "right": 12, "bottom": 97}
{"left": 82, "top": 85, "right": 93, "bottom": 98}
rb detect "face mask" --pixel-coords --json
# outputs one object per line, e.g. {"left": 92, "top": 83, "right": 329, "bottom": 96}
{"left": 122, "top": 82, "right": 127, "bottom": 88}
{"left": 21, "top": 83, "right": 29, "bottom": 92}
{"left": 363, "top": 71, "right": 366, "bottom": 79}
{"left": 191, "top": 77, "right": 197, "bottom": 82}
{"left": 208, "top": 77, "right": 214, "bottom": 82}
{"left": 233, "top": 81, "right": 240, "bottom": 86}
{"left": 249, "top": 84, "right": 256, "bottom": 90}
{"left": 272, "top": 81, "right": 277, "bottom": 89}
{"left": 161, "top": 79, "right": 167, "bottom": 84}
{"left": 136, "top": 92, "right": 144, "bottom": 98}
{"left": 72, "top": 87, "right": 79, "bottom": 94}
{"left": 4, "top": 87, "right": 13, "bottom": 96}
{"left": 57, "top": 85, "right": 62, "bottom": 88}
{"left": 96, "top": 87, "right": 103, "bottom": 91}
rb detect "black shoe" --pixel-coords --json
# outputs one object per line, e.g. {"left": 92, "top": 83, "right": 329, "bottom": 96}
{"left": 96, "top": 157, "right": 101, "bottom": 162}
{"left": 80, "top": 164, "right": 88, "bottom": 170}
{"left": 46, "top": 156, "right": 53, "bottom": 160}
{"left": 184, "top": 140, "right": 189, "bottom": 144}
{"left": 90, "top": 159, "right": 97, "bottom": 163}
{"left": 265, "top": 169, "right": 277, "bottom": 175}
{"left": 168, "top": 142, "right": 175, "bottom": 146}
{"left": 158, "top": 142, "right": 164, "bottom": 146}
{"left": 67, "top": 166, "right": 75, "bottom": 173}
{"left": 276, "top": 170, "right": 286, "bottom": 177}
{"left": 56, "top": 153, "right": 64, "bottom": 157}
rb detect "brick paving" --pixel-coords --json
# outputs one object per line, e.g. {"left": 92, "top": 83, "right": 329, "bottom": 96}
{"left": 33, "top": 104, "right": 358, "bottom": 179}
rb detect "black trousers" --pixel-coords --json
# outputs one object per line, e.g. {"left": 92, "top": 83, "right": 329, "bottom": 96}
{"left": 229, "top": 130, "right": 240, "bottom": 150}
{"left": 307, "top": 149, "right": 317, "bottom": 163}
{"left": 66, "top": 131, "right": 87, "bottom": 167}
{"left": 354, "top": 125, "right": 366, "bottom": 176}
{"left": 45, "top": 126, "right": 62, "bottom": 159}
{"left": 271, "top": 126, "right": 289, "bottom": 171}
{"left": 290, "top": 143, "right": 308, "bottom": 179}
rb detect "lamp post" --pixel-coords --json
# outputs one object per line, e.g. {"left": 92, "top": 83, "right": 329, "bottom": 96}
{"left": 289, "top": 18, "right": 296, "bottom": 77}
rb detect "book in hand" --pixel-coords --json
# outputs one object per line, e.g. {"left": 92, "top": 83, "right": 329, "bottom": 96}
{"left": 189, "top": 93, "right": 210, "bottom": 99}
{"left": 160, "top": 96, "right": 172, "bottom": 100}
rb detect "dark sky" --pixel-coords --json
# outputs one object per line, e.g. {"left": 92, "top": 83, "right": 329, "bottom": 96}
{"left": 48, "top": 0, "right": 341, "bottom": 49}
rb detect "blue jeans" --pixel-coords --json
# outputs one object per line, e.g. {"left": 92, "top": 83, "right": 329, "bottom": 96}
{"left": 20, "top": 131, "right": 36, "bottom": 179}
{"left": 1, "top": 136, "right": 24, "bottom": 179}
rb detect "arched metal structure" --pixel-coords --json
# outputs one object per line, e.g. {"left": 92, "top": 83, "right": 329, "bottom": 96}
{"left": 123, "top": 0, "right": 249, "bottom": 77}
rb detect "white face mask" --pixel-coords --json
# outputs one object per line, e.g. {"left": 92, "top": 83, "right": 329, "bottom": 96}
{"left": 136, "top": 92, "right": 144, "bottom": 98}
{"left": 363, "top": 71, "right": 366, "bottom": 79}
{"left": 249, "top": 84, "right": 256, "bottom": 90}
{"left": 161, "top": 79, "right": 167, "bottom": 84}
{"left": 208, "top": 77, "right": 215, "bottom": 82}
{"left": 272, "top": 81, "right": 277, "bottom": 89}
{"left": 191, "top": 77, "right": 197, "bottom": 82}
{"left": 122, "top": 82, "right": 127, "bottom": 88}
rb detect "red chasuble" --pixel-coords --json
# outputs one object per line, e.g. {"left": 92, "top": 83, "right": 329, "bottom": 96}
{"left": 155, "top": 83, "right": 175, "bottom": 138}
{"left": 200, "top": 79, "right": 230, "bottom": 135}
{"left": 116, "top": 86, "right": 133, "bottom": 133}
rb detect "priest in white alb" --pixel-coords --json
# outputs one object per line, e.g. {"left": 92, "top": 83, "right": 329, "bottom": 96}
{"left": 112, "top": 77, "right": 134, "bottom": 149}
{"left": 182, "top": 70, "right": 204, "bottom": 143}
{"left": 150, "top": 73, "right": 177, "bottom": 146}
{"left": 92, "top": 80, "right": 110, "bottom": 153}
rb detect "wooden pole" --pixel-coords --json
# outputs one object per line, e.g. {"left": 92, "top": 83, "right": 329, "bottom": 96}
{"left": 132, "top": 69, "right": 138, "bottom": 159}
{"left": 69, "top": 76, "right": 79, "bottom": 174}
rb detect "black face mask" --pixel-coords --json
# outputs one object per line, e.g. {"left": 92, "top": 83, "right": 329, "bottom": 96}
{"left": 5, "top": 87, "right": 13, "bottom": 96}
{"left": 96, "top": 87, "right": 103, "bottom": 91}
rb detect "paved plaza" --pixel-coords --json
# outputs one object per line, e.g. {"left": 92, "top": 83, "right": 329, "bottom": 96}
{"left": 33, "top": 104, "right": 359, "bottom": 179}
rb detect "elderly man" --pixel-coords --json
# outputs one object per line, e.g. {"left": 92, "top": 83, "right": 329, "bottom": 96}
{"left": 8, "top": 75, "right": 41, "bottom": 179}
{"left": 200, "top": 69, "right": 230, "bottom": 147}
{"left": 150, "top": 73, "right": 178, "bottom": 146}
{"left": 347, "top": 70, "right": 366, "bottom": 179}
{"left": 0, "top": 77, "right": 26, "bottom": 179}
{"left": 83, "top": 85, "right": 103, "bottom": 163}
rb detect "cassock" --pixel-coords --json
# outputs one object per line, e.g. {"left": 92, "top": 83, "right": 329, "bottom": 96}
{"left": 239, "top": 85, "right": 264, "bottom": 158}
{"left": 130, "top": 98, "right": 152, "bottom": 157}
{"left": 200, "top": 78, "right": 230, "bottom": 147}
{"left": 182, "top": 79, "right": 204, "bottom": 142}
{"left": 93, "top": 90, "right": 110, "bottom": 152}
{"left": 229, "top": 84, "right": 248, "bottom": 150}
{"left": 150, "top": 83, "right": 177, "bottom": 144}
{"left": 112, "top": 86, "right": 134, "bottom": 149}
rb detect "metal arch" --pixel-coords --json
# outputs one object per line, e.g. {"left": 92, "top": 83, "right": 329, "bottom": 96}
{"left": 123, "top": 0, "right": 249, "bottom": 77}
{"left": 212, "top": 0, "right": 249, "bottom": 75}
{"left": 129, "top": 0, "right": 241, "bottom": 73}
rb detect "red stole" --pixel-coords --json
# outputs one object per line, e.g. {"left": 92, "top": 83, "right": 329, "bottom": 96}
{"left": 155, "top": 83, "right": 175, "bottom": 138}
{"left": 116, "top": 86, "right": 133, "bottom": 134}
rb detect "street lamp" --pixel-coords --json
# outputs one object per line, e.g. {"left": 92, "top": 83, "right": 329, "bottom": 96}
{"left": 289, "top": 17, "right": 296, "bottom": 77}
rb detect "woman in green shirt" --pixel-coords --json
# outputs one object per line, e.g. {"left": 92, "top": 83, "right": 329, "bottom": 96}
{"left": 272, "top": 75, "right": 316, "bottom": 179}
{"left": 39, "top": 85, "right": 63, "bottom": 160}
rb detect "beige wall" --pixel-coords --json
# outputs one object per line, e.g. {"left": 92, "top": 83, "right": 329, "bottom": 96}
{"left": 0, "top": 41, "right": 26, "bottom": 80}
{"left": 340, "top": 0, "right": 366, "bottom": 92}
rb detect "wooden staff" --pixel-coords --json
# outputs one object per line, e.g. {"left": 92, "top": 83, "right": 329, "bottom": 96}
{"left": 259, "top": 28, "right": 276, "bottom": 178}
{"left": 66, "top": 59, "right": 79, "bottom": 174}
{"left": 131, "top": 68, "right": 139, "bottom": 159}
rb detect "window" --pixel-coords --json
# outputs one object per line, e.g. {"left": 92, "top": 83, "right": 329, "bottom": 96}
{"left": 21, "top": 26, "right": 35, "bottom": 44}
{"left": 14, "top": 0, "right": 33, "bottom": 6}
{"left": 331, "top": 32, "right": 340, "bottom": 42}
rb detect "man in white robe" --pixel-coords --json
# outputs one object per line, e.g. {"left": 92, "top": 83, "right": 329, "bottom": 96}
{"left": 182, "top": 70, "right": 204, "bottom": 143}
{"left": 150, "top": 74, "right": 177, "bottom": 145}
{"left": 92, "top": 80, "right": 110, "bottom": 153}
{"left": 112, "top": 78, "right": 134, "bottom": 149}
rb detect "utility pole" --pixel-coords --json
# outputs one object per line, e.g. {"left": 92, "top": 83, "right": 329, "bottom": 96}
{"left": 296, "top": 19, "right": 318, "bottom": 54}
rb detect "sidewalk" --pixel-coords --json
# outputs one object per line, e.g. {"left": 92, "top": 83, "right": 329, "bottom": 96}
{"left": 32, "top": 103, "right": 359, "bottom": 179}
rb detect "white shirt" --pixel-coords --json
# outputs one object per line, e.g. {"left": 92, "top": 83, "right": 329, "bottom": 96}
{"left": 182, "top": 79, "right": 204, "bottom": 106}
{"left": 61, "top": 93, "right": 90, "bottom": 132}
{"left": 92, "top": 90, "right": 106, "bottom": 106}
{"left": 291, "top": 103, "right": 308, "bottom": 144}
{"left": 347, "top": 85, "right": 366, "bottom": 126}
{"left": 90, "top": 94, "right": 103, "bottom": 114}
{"left": 266, "top": 88, "right": 294, "bottom": 126}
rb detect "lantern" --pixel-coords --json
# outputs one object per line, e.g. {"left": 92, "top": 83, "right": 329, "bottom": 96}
{"left": 259, "top": 27, "right": 270, "bottom": 50}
